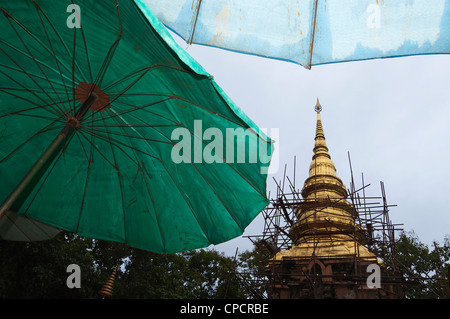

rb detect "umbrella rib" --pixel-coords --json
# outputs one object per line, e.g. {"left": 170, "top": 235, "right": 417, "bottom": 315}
{"left": 98, "top": 111, "right": 128, "bottom": 246}
{"left": 0, "top": 90, "right": 71, "bottom": 120}
{"left": 0, "top": 49, "right": 68, "bottom": 117}
{"left": 185, "top": 160, "right": 244, "bottom": 231}
{"left": 0, "top": 39, "right": 75, "bottom": 87}
{"left": 82, "top": 97, "right": 173, "bottom": 125}
{"left": 159, "top": 126, "right": 248, "bottom": 231}
{"left": 82, "top": 101, "right": 177, "bottom": 143}
{"left": 78, "top": 126, "right": 157, "bottom": 164}
{"left": 110, "top": 111, "right": 246, "bottom": 235}
{"left": 0, "top": 118, "right": 65, "bottom": 164}
{"left": 76, "top": 126, "right": 140, "bottom": 198}
{"left": 102, "top": 64, "right": 195, "bottom": 92}
{"left": 78, "top": 11, "right": 93, "bottom": 83}
{"left": 34, "top": 4, "right": 72, "bottom": 108}
{"left": 98, "top": 104, "right": 180, "bottom": 167}
{"left": 103, "top": 111, "right": 168, "bottom": 252}
{"left": 90, "top": 123, "right": 178, "bottom": 128}
{"left": 18, "top": 2, "right": 85, "bottom": 78}
{"left": 112, "top": 95, "right": 254, "bottom": 146}
{"left": 0, "top": 7, "right": 82, "bottom": 81}
{"left": 76, "top": 67, "right": 159, "bottom": 125}
{"left": 81, "top": 125, "right": 174, "bottom": 145}
{"left": 89, "top": 95, "right": 174, "bottom": 123}
{"left": 86, "top": 64, "right": 248, "bottom": 130}
{"left": 100, "top": 65, "right": 152, "bottom": 105}
{"left": 96, "top": 109, "right": 167, "bottom": 251}
{"left": 1, "top": 213, "right": 33, "bottom": 241}
{"left": 75, "top": 116, "right": 96, "bottom": 234}
{"left": 31, "top": 2, "right": 85, "bottom": 79}
{"left": 2, "top": 12, "right": 69, "bottom": 115}
{"left": 110, "top": 104, "right": 181, "bottom": 138}
{"left": 82, "top": 131, "right": 140, "bottom": 167}
{"left": 16, "top": 12, "right": 66, "bottom": 113}
{"left": 106, "top": 101, "right": 267, "bottom": 201}
{"left": 0, "top": 67, "right": 64, "bottom": 116}
{"left": 308, "top": 0, "right": 319, "bottom": 69}
{"left": 169, "top": 123, "right": 267, "bottom": 199}
{"left": 70, "top": 18, "right": 77, "bottom": 116}
{"left": 86, "top": 93, "right": 246, "bottom": 131}
{"left": 111, "top": 99, "right": 180, "bottom": 126}
{"left": 21, "top": 131, "right": 76, "bottom": 218}
{"left": 95, "top": 111, "right": 160, "bottom": 166}
{"left": 176, "top": 96, "right": 247, "bottom": 128}
{"left": 188, "top": 0, "right": 203, "bottom": 45}
{"left": 105, "top": 66, "right": 250, "bottom": 129}
{"left": 73, "top": 129, "right": 90, "bottom": 164}
{"left": 0, "top": 63, "right": 73, "bottom": 92}
{"left": 98, "top": 108, "right": 162, "bottom": 164}
{"left": 82, "top": 120, "right": 142, "bottom": 166}
{"left": 122, "top": 89, "right": 249, "bottom": 128}
{"left": 76, "top": 129, "right": 118, "bottom": 170}
{"left": 102, "top": 109, "right": 172, "bottom": 251}
{"left": 99, "top": 65, "right": 247, "bottom": 126}
{"left": 109, "top": 106, "right": 177, "bottom": 137}
{"left": 5, "top": 112, "right": 65, "bottom": 123}
{"left": 92, "top": 0, "right": 123, "bottom": 88}
{"left": 110, "top": 109, "right": 255, "bottom": 228}
{"left": 140, "top": 163, "right": 166, "bottom": 253}
{"left": 158, "top": 159, "right": 213, "bottom": 245}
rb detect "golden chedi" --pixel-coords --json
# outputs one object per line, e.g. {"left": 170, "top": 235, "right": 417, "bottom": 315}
{"left": 273, "top": 99, "right": 377, "bottom": 262}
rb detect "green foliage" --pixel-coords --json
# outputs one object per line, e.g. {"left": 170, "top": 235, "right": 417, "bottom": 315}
{"left": 237, "top": 240, "right": 273, "bottom": 298}
{"left": 0, "top": 232, "right": 100, "bottom": 298}
{"left": 114, "top": 247, "right": 249, "bottom": 299}
{"left": 1, "top": 230, "right": 447, "bottom": 299}
{"left": 0, "top": 232, "right": 249, "bottom": 298}
{"left": 395, "top": 231, "right": 450, "bottom": 299}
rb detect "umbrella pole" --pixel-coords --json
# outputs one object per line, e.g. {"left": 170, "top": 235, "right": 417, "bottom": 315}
{"left": 0, "top": 94, "right": 98, "bottom": 219}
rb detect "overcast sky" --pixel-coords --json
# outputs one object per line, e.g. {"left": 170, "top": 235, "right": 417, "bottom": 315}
{"left": 170, "top": 32, "right": 450, "bottom": 255}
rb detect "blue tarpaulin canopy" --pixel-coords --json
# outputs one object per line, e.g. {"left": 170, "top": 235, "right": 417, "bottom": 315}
{"left": 143, "top": 0, "right": 450, "bottom": 69}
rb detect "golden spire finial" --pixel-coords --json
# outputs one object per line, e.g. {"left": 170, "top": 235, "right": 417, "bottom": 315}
{"left": 314, "top": 99, "right": 325, "bottom": 141}
{"left": 98, "top": 264, "right": 119, "bottom": 299}
{"left": 314, "top": 98, "right": 322, "bottom": 113}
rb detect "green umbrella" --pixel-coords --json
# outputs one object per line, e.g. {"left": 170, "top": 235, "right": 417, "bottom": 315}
{"left": 0, "top": 0, "right": 272, "bottom": 253}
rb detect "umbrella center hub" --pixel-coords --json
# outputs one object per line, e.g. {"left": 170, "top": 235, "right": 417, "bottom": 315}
{"left": 75, "top": 82, "right": 111, "bottom": 114}
{"left": 67, "top": 116, "right": 81, "bottom": 128}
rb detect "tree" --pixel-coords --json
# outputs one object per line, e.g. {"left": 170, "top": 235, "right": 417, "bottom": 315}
{"left": 394, "top": 231, "right": 450, "bottom": 298}
{"left": 236, "top": 240, "right": 273, "bottom": 298}
{"left": 115, "top": 247, "right": 248, "bottom": 299}
{"left": 114, "top": 248, "right": 192, "bottom": 298}
{"left": 0, "top": 232, "right": 100, "bottom": 298}
{"left": 0, "top": 231, "right": 249, "bottom": 298}
{"left": 1, "top": 229, "right": 448, "bottom": 299}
